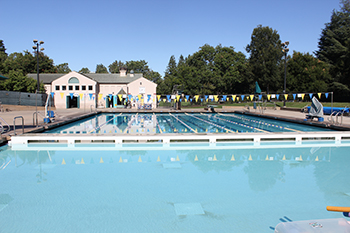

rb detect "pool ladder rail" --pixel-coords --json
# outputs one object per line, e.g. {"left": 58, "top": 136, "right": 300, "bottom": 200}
{"left": 328, "top": 106, "right": 348, "bottom": 125}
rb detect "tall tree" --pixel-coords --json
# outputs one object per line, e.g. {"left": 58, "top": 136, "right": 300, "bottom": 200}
{"left": 161, "top": 55, "right": 179, "bottom": 94}
{"left": 213, "top": 45, "right": 249, "bottom": 94}
{"left": 79, "top": 67, "right": 90, "bottom": 73}
{"left": 0, "top": 40, "right": 8, "bottom": 74}
{"left": 2, "top": 50, "right": 56, "bottom": 74}
{"left": 125, "top": 60, "right": 150, "bottom": 74}
{"left": 56, "top": 63, "right": 71, "bottom": 73}
{"left": 95, "top": 64, "right": 108, "bottom": 73}
{"left": 286, "top": 52, "right": 331, "bottom": 93}
{"left": 316, "top": 0, "right": 350, "bottom": 88}
{"left": 246, "top": 25, "right": 283, "bottom": 93}
{"left": 108, "top": 60, "right": 125, "bottom": 73}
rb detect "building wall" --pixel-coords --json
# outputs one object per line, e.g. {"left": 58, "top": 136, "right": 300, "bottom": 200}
{"left": 51, "top": 71, "right": 97, "bottom": 109}
{"left": 42, "top": 72, "right": 157, "bottom": 109}
{"left": 128, "top": 77, "right": 157, "bottom": 109}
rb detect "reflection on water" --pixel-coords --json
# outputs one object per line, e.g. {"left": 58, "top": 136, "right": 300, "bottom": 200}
{"left": 44, "top": 113, "right": 333, "bottom": 134}
{"left": 0, "top": 144, "right": 349, "bottom": 233}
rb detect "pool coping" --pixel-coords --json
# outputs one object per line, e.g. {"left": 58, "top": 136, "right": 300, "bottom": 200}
{"left": 5, "top": 109, "right": 350, "bottom": 147}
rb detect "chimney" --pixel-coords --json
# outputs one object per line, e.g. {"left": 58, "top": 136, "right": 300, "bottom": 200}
{"left": 130, "top": 70, "right": 134, "bottom": 77}
{"left": 120, "top": 67, "right": 127, "bottom": 77}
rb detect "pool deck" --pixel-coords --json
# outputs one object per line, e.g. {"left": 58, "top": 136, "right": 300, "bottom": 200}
{"left": 1, "top": 105, "right": 350, "bottom": 144}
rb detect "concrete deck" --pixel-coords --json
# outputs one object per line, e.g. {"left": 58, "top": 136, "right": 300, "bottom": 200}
{"left": 1, "top": 105, "right": 350, "bottom": 144}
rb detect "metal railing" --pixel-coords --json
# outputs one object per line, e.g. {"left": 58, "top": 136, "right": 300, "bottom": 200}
{"left": 13, "top": 116, "right": 24, "bottom": 135}
{"left": 328, "top": 106, "right": 348, "bottom": 125}
{"left": 33, "top": 111, "right": 45, "bottom": 126}
{"left": 0, "top": 116, "right": 10, "bottom": 134}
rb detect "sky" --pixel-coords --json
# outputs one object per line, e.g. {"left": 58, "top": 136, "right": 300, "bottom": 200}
{"left": 2, "top": 0, "right": 341, "bottom": 76}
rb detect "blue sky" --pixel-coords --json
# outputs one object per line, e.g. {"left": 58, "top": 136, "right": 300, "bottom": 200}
{"left": 2, "top": 0, "right": 340, "bottom": 76}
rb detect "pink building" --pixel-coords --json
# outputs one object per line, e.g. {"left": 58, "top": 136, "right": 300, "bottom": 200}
{"left": 28, "top": 70, "right": 157, "bottom": 109}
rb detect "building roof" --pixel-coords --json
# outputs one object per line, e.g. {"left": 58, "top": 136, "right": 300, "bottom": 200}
{"left": 27, "top": 73, "right": 64, "bottom": 84}
{"left": 27, "top": 72, "right": 144, "bottom": 84}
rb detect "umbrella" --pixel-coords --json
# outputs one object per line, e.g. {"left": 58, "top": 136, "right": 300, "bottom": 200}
{"left": 255, "top": 81, "right": 261, "bottom": 94}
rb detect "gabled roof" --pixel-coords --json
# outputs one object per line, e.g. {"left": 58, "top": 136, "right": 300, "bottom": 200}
{"left": 27, "top": 72, "right": 145, "bottom": 84}
{"left": 27, "top": 73, "right": 63, "bottom": 84}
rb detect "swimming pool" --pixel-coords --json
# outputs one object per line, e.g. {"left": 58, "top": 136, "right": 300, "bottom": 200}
{"left": 1, "top": 141, "right": 349, "bottom": 232}
{"left": 45, "top": 113, "right": 333, "bottom": 135}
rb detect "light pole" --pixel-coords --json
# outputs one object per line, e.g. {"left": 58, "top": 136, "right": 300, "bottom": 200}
{"left": 282, "top": 41, "right": 289, "bottom": 107}
{"left": 32, "top": 40, "right": 44, "bottom": 126}
{"left": 32, "top": 40, "right": 44, "bottom": 92}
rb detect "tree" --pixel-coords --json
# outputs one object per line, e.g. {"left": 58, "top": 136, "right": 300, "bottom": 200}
{"left": 144, "top": 70, "right": 161, "bottom": 82}
{"left": 56, "top": 63, "right": 71, "bottom": 73}
{"left": 108, "top": 60, "right": 125, "bottom": 73}
{"left": 286, "top": 52, "right": 331, "bottom": 93}
{"left": 316, "top": 0, "right": 350, "bottom": 88}
{"left": 0, "top": 40, "right": 8, "bottom": 74}
{"left": 246, "top": 25, "right": 283, "bottom": 93}
{"left": 161, "top": 55, "right": 179, "bottom": 94}
{"left": 95, "top": 64, "right": 108, "bottom": 73}
{"left": 79, "top": 67, "right": 90, "bottom": 73}
{"left": 213, "top": 45, "right": 249, "bottom": 94}
{"left": 125, "top": 60, "right": 150, "bottom": 74}
{"left": 2, "top": 50, "right": 56, "bottom": 74}
{"left": 0, "top": 70, "right": 44, "bottom": 93}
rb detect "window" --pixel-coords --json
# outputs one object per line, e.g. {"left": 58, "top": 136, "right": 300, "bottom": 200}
{"left": 68, "top": 77, "right": 79, "bottom": 84}
{"left": 82, "top": 85, "right": 86, "bottom": 91}
{"left": 140, "top": 82, "right": 142, "bottom": 85}
{"left": 62, "top": 85, "right": 66, "bottom": 90}
{"left": 55, "top": 85, "right": 60, "bottom": 91}
{"left": 75, "top": 85, "right": 79, "bottom": 90}
{"left": 88, "top": 85, "right": 93, "bottom": 91}
{"left": 69, "top": 85, "right": 73, "bottom": 91}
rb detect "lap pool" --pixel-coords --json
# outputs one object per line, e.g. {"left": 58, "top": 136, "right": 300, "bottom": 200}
{"left": 1, "top": 140, "right": 350, "bottom": 232}
{"left": 44, "top": 112, "right": 333, "bottom": 134}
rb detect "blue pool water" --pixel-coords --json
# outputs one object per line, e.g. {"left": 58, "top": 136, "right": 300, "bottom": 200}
{"left": 1, "top": 141, "right": 349, "bottom": 232}
{"left": 45, "top": 113, "right": 333, "bottom": 134}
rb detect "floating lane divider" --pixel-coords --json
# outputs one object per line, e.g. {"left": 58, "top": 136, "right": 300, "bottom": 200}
{"left": 153, "top": 113, "right": 163, "bottom": 134}
{"left": 186, "top": 113, "right": 235, "bottom": 133}
{"left": 88, "top": 113, "right": 122, "bottom": 134}
{"left": 124, "top": 113, "right": 138, "bottom": 134}
{"left": 212, "top": 114, "right": 268, "bottom": 133}
{"left": 218, "top": 113, "right": 302, "bottom": 133}
{"left": 169, "top": 113, "right": 197, "bottom": 133}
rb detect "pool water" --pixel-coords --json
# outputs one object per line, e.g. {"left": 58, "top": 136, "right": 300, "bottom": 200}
{"left": 0, "top": 141, "right": 349, "bottom": 232}
{"left": 45, "top": 113, "right": 333, "bottom": 134}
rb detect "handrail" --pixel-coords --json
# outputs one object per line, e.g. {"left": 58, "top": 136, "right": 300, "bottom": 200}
{"left": 33, "top": 112, "right": 45, "bottom": 126}
{"left": 335, "top": 112, "right": 342, "bottom": 125}
{"left": 0, "top": 116, "right": 10, "bottom": 133}
{"left": 33, "top": 112, "right": 38, "bottom": 126}
{"left": 90, "top": 105, "right": 95, "bottom": 112}
{"left": 328, "top": 111, "right": 336, "bottom": 124}
{"left": 13, "top": 116, "right": 24, "bottom": 135}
